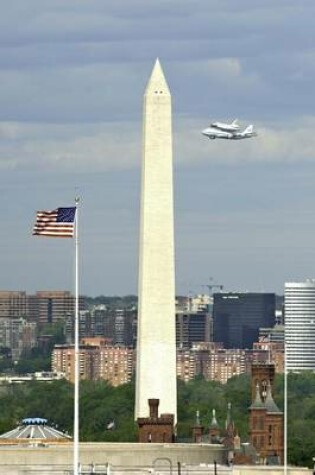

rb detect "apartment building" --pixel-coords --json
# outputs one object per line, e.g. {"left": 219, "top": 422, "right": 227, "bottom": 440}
{"left": 0, "top": 318, "right": 36, "bottom": 361}
{"left": 52, "top": 338, "right": 134, "bottom": 386}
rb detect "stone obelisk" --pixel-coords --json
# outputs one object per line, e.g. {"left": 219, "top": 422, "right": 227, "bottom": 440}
{"left": 135, "top": 59, "right": 177, "bottom": 423}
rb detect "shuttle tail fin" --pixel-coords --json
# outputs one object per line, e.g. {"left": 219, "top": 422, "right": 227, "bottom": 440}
{"left": 243, "top": 124, "right": 253, "bottom": 134}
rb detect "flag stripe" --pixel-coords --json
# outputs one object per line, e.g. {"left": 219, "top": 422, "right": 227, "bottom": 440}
{"left": 32, "top": 207, "right": 76, "bottom": 238}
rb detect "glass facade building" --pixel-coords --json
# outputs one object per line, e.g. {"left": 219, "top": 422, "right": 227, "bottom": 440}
{"left": 213, "top": 292, "right": 275, "bottom": 349}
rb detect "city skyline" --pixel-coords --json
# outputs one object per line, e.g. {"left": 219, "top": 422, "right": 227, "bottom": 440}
{"left": 1, "top": 2, "right": 315, "bottom": 296}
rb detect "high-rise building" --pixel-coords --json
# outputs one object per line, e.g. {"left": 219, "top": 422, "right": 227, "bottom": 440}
{"left": 0, "top": 318, "right": 36, "bottom": 361}
{"left": 65, "top": 307, "right": 136, "bottom": 347}
{"left": 259, "top": 325, "right": 284, "bottom": 344}
{"left": 285, "top": 280, "right": 315, "bottom": 371}
{"left": 52, "top": 339, "right": 134, "bottom": 386}
{"left": 176, "top": 311, "right": 212, "bottom": 348}
{"left": 176, "top": 348, "right": 197, "bottom": 383}
{"left": 188, "top": 294, "right": 211, "bottom": 313}
{"left": 0, "top": 291, "right": 28, "bottom": 319}
{"left": 92, "top": 306, "right": 113, "bottom": 338}
{"left": 111, "top": 308, "right": 135, "bottom": 347}
{"left": 175, "top": 343, "right": 275, "bottom": 384}
{"left": 29, "top": 291, "right": 86, "bottom": 326}
{"left": 0, "top": 290, "right": 86, "bottom": 327}
{"left": 213, "top": 292, "right": 275, "bottom": 349}
{"left": 99, "top": 345, "right": 134, "bottom": 387}
{"left": 135, "top": 59, "right": 177, "bottom": 422}
{"left": 52, "top": 344, "right": 99, "bottom": 382}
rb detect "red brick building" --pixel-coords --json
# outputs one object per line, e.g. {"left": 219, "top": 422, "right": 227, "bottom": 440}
{"left": 249, "top": 364, "right": 283, "bottom": 464}
{"left": 137, "top": 399, "right": 175, "bottom": 443}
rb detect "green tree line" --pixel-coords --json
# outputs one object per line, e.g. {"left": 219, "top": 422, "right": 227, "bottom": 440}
{"left": 0, "top": 373, "right": 314, "bottom": 466}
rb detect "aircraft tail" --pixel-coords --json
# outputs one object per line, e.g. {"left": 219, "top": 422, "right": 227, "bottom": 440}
{"left": 243, "top": 124, "right": 253, "bottom": 134}
{"left": 232, "top": 119, "right": 239, "bottom": 126}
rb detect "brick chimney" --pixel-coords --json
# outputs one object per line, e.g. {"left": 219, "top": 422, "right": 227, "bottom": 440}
{"left": 149, "top": 399, "right": 159, "bottom": 419}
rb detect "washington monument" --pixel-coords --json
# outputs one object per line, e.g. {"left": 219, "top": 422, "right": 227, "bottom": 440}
{"left": 135, "top": 59, "right": 177, "bottom": 422}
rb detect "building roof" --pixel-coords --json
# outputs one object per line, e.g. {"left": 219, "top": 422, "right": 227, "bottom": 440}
{"left": 249, "top": 380, "right": 282, "bottom": 414}
{"left": 209, "top": 409, "right": 219, "bottom": 429}
{"left": 249, "top": 383, "right": 266, "bottom": 410}
{"left": 0, "top": 418, "right": 71, "bottom": 441}
{"left": 264, "top": 381, "right": 282, "bottom": 414}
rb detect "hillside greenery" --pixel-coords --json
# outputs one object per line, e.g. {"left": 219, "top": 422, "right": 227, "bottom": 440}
{"left": 0, "top": 373, "right": 314, "bottom": 467}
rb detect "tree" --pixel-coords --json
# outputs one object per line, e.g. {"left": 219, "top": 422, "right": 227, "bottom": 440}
{"left": 0, "top": 372, "right": 314, "bottom": 467}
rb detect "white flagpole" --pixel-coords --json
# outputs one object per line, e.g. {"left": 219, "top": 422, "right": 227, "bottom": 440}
{"left": 284, "top": 321, "right": 288, "bottom": 475}
{"left": 74, "top": 197, "right": 80, "bottom": 475}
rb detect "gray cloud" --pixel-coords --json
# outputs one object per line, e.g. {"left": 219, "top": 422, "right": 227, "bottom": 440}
{"left": 1, "top": 0, "right": 315, "bottom": 294}
{"left": 1, "top": 1, "right": 314, "bottom": 124}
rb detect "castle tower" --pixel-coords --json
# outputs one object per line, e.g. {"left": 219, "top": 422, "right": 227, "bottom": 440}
{"left": 249, "top": 373, "right": 284, "bottom": 464}
{"left": 251, "top": 362, "right": 275, "bottom": 402}
{"left": 135, "top": 59, "right": 177, "bottom": 422}
{"left": 249, "top": 383, "right": 267, "bottom": 460}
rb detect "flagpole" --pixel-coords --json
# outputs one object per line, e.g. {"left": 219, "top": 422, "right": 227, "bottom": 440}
{"left": 284, "top": 320, "right": 288, "bottom": 475}
{"left": 32, "top": 204, "right": 79, "bottom": 473}
{"left": 74, "top": 197, "right": 80, "bottom": 475}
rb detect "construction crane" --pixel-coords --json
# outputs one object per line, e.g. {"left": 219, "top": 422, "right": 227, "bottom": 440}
{"left": 202, "top": 277, "right": 224, "bottom": 296}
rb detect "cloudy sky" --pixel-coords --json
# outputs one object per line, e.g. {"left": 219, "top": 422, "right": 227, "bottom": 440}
{"left": 1, "top": 0, "right": 315, "bottom": 296}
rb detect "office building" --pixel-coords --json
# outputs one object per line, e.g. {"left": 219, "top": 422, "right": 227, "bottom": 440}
{"left": 259, "top": 325, "right": 284, "bottom": 344}
{"left": 285, "top": 280, "right": 315, "bottom": 371}
{"left": 28, "top": 291, "right": 86, "bottom": 325}
{"left": 213, "top": 292, "right": 275, "bottom": 349}
{"left": 111, "top": 308, "right": 135, "bottom": 346}
{"left": 65, "top": 307, "right": 136, "bottom": 347}
{"left": 89, "top": 305, "right": 114, "bottom": 339}
{"left": 0, "top": 291, "right": 28, "bottom": 319}
{"left": 176, "top": 311, "right": 212, "bottom": 348}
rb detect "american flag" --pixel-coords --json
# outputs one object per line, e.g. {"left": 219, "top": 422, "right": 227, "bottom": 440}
{"left": 32, "top": 207, "right": 76, "bottom": 238}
